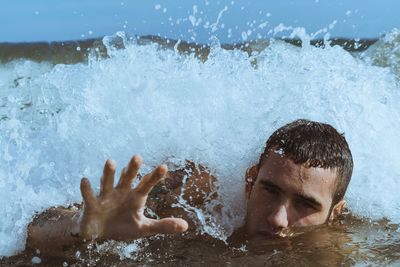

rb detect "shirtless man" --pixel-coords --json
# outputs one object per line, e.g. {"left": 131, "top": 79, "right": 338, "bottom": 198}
{"left": 26, "top": 119, "right": 353, "bottom": 256}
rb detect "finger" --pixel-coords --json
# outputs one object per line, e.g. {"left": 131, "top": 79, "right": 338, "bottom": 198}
{"left": 117, "top": 155, "right": 142, "bottom": 190}
{"left": 100, "top": 159, "right": 116, "bottom": 197}
{"left": 80, "top": 177, "right": 97, "bottom": 208}
{"left": 146, "top": 218, "right": 189, "bottom": 235}
{"left": 135, "top": 165, "right": 168, "bottom": 196}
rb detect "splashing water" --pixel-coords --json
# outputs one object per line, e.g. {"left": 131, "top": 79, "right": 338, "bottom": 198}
{"left": 361, "top": 28, "right": 400, "bottom": 77}
{"left": 171, "top": 173, "right": 228, "bottom": 242}
{"left": 1, "top": 29, "right": 400, "bottom": 257}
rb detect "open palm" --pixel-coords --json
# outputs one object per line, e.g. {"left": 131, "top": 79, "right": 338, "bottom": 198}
{"left": 78, "top": 155, "right": 188, "bottom": 241}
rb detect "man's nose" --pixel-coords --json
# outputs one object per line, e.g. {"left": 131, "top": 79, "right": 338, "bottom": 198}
{"left": 267, "top": 203, "right": 289, "bottom": 229}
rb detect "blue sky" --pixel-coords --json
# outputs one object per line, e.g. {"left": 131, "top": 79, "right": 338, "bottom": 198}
{"left": 1, "top": 0, "right": 399, "bottom": 43}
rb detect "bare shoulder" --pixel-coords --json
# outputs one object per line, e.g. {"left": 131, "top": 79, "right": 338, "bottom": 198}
{"left": 146, "top": 161, "right": 218, "bottom": 227}
{"left": 167, "top": 160, "right": 217, "bottom": 206}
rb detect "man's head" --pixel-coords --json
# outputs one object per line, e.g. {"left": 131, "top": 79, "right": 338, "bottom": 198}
{"left": 245, "top": 119, "right": 353, "bottom": 239}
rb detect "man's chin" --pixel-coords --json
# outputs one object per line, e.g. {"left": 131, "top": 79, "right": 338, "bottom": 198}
{"left": 246, "top": 231, "right": 295, "bottom": 252}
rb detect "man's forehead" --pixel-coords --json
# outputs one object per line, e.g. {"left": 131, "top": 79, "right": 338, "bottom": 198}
{"left": 260, "top": 152, "right": 337, "bottom": 200}
{"left": 264, "top": 150, "right": 337, "bottom": 178}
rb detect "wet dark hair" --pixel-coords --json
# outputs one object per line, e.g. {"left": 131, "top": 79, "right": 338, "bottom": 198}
{"left": 258, "top": 119, "right": 353, "bottom": 205}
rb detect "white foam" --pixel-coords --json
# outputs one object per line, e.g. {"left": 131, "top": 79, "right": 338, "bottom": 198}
{"left": 1, "top": 32, "right": 400, "bottom": 257}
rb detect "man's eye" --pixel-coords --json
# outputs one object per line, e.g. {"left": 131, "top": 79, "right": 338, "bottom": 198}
{"left": 296, "top": 200, "right": 316, "bottom": 210}
{"left": 263, "top": 186, "right": 279, "bottom": 195}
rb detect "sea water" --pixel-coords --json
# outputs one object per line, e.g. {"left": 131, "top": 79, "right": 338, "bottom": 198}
{"left": 0, "top": 29, "right": 400, "bottom": 262}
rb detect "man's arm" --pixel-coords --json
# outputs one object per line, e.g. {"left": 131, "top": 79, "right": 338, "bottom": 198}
{"left": 27, "top": 207, "right": 81, "bottom": 256}
{"left": 26, "top": 155, "right": 188, "bottom": 256}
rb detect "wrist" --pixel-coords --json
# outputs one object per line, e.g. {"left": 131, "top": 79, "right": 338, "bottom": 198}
{"left": 78, "top": 212, "right": 105, "bottom": 241}
{"left": 70, "top": 210, "right": 81, "bottom": 239}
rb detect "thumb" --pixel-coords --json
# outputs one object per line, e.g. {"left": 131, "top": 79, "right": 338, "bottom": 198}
{"left": 147, "top": 218, "right": 189, "bottom": 235}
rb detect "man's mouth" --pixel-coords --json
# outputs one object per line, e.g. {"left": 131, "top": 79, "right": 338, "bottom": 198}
{"left": 256, "top": 228, "right": 294, "bottom": 239}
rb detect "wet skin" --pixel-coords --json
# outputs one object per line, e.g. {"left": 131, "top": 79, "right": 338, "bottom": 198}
{"left": 245, "top": 150, "right": 345, "bottom": 240}
{"left": 26, "top": 152, "right": 346, "bottom": 258}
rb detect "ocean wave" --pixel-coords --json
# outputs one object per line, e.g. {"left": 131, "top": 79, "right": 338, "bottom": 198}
{"left": 0, "top": 29, "right": 399, "bottom": 257}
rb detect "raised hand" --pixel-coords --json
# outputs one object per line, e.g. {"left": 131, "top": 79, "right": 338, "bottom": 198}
{"left": 78, "top": 155, "right": 189, "bottom": 241}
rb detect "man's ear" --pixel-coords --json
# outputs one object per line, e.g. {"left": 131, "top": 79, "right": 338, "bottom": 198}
{"left": 328, "top": 199, "right": 346, "bottom": 221}
{"left": 245, "top": 164, "right": 259, "bottom": 200}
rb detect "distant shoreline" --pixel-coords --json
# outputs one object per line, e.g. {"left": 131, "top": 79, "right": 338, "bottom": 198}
{"left": 0, "top": 35, "right": 378, "bottom": 65}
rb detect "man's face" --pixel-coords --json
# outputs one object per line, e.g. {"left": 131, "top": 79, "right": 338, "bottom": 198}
{"left": 245, "top": 151, "right": 340, "bottom": 240}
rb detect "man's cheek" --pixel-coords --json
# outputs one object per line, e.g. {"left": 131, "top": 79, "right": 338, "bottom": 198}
{"left": 295, "top": 213, "right": 325, "bottom": 227}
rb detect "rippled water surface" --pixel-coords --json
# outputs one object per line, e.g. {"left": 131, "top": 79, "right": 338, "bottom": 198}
{"left": 3, "top": 215, "right": 400, "bottom": 266}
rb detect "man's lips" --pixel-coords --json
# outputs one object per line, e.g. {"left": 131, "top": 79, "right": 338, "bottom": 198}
{"left": 255, "top": 229, "right": 294, "bottom": 238}
{"left": 254, "top": 230, "right": 281, "bottom": 238}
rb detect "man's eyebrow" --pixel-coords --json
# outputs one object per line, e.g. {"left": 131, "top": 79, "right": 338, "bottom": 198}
{"left": 259, "top": 180, "right": 282, "bottom": 191}
{"left": 294, "top": 193, "right": 322, "bottom": 208}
